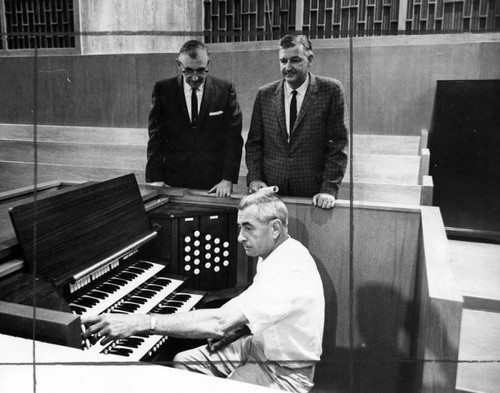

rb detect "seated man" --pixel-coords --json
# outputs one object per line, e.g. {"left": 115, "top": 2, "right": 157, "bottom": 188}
{"left": 82, "top": 192, "right": 325, "bottom": 392}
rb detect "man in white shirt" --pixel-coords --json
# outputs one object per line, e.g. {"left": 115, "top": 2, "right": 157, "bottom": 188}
{"left": 82, "top": 191, "right": 325, "bottom": 392}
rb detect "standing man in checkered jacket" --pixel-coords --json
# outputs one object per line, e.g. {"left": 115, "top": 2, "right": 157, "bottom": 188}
{"left": 245, "top": 34, "right": 348, "bottom": 209}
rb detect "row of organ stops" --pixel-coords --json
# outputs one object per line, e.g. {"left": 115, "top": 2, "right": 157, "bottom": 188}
{"left": 183, "top": 230, "right": 231, "bottom": 275}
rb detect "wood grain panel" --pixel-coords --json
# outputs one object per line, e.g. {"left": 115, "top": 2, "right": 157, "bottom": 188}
{"left": 0, "top": 140, "right": 146, "bottom": 169}
{"left": 415, "top": 207, "right": 463, "bottom": 393}
{"left": 1, "top": 35, "right": 499, "bottom": 134}
{"left": 0, "top": 180, "right": 460, "bottom": 391}
{"left": 9, "top": 174, "right": 152, "bottom": 286}
{"left": 353, "top": 134, "right": 421, "bottom": 155}
{"left": 0, "top": 124, "right": 148, "bottom": 145}
{"left": 0, "top": 161, "right": 144, "bottom": 192}
{"left": 168, "top": 193, "right": 456, "bottom": 391}
{"left": 2, "top": 124, "right": 424, "bottom": 155}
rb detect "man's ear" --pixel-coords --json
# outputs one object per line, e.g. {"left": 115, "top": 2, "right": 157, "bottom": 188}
{"left": 307, "top": 53, "right": 314, "bottom": 66}
{"left": 271, "top": 219, "right": 282, "bottom": 239}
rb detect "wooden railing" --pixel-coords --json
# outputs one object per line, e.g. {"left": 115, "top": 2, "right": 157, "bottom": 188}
{"left": 0, "top": 123, "right": 433, "bottom": 206}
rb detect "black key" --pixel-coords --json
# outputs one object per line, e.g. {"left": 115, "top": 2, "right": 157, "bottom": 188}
{"left": 98, "top": 283, "right": 120, "bottom": 293}
{"left": 157, "top": 306, "right": 177, "bottom": 314}
{"left": 172, "top": 294, "right": 191, "bottom": 301}
{"left": 154, "top": 278, "right": 172, "bottom": 286}
{"left": 87, "top": 290, "right": 108, "bottom": 299}
{"left": 108, "top": 348, "right": 132, "bottom": 356}
{"left": 137, "top": 289, "right": 156, "bottom": 298}
{"left": 127, "top": 267, "right": 145, "bottom": 274}
{"left": 134, "top": 262, "right": 153, "bottom": 269}
{"left": 69, "top": 304, "right": 86, "bottom": 314}
{"left": 116, "top": 272, "right": 138, "bottom": 280}
{"left": 114, "top": 304, "right": 138, "bottom": 312}
{"left": 127, "top": 296, "right": 148, "bottom": 304}
{"left": 108, "top": 278, "right": 128, "bottom": 286}
{"left": 145, "top": 284, "right": 163, "bottom": 291}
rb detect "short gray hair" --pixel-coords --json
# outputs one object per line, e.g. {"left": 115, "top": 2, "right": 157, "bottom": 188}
{"left": 179, "top": 40, "right": 209, "bottom": 58}
{"left": 279, "top": 34, "right": 313, "bottom": 56}
{"left": 239, "top": 192, "right": 288, "bottom": 226}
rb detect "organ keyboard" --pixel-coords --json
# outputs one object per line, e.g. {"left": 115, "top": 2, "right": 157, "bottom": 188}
{"left": 1, "top": 174, "right": 206, "bottom": 361}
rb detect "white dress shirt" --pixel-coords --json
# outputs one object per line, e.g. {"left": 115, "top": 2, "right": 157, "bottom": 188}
{"left": 223, "top": 237, "right": 325, "bottom": 366}
{"left": 183, "top": 79, "right": 204, "bottom": 123}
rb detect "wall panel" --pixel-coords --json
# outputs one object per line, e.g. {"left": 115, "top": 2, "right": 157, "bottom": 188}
{"left": 0, "top": 34, "right": 498, "bottom": 135}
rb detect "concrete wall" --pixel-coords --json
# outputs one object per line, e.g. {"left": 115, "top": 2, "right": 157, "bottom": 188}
{"left": 79, "top": 0, "right": 203, "bottom": 54}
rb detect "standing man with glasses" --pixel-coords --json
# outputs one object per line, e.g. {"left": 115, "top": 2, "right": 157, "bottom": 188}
{"left": 245, "top": 34, "right": 348, "bottom": 209}
{"left": 146, "top": 40, "right": 243, "bottom": 197}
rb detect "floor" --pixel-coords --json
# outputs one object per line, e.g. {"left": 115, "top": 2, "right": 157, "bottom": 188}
{"left": 449, "top": 240, "right": 500, "bottom": 393}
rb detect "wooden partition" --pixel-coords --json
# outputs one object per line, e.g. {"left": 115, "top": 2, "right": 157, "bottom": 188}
{"left": 159, "top": 189, "right": 462, "bottom": 392}
{"left": 0, "top": 123, "right": 433, "bottom": 206}
{"left": 0, "top": 179, "right": 462, "bottom": 392}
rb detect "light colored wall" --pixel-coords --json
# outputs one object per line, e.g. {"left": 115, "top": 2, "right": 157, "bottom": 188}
{"left": 78, "top": 0, "right": 203, "bottom": 54}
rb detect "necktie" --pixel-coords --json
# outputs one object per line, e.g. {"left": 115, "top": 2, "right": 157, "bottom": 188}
{"left": 191, "top": 88, "right": 198, "bottom": 126}
{"left": 289, "top": 90, "right": 297, "bottom": 133}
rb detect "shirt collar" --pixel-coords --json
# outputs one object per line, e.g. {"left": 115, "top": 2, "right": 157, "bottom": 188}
{"left": 284, "top": 73, "right": 309, "bottom": 97}
{"left": 182, "top": 77, "right": 205, "bottom": 94}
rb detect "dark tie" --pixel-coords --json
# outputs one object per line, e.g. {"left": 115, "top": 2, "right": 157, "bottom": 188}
{"left": 290, "top": 90, "right": 297, "bottom": 133}
{"left": 191, "top": 88, "right": 198, "bottom": 126}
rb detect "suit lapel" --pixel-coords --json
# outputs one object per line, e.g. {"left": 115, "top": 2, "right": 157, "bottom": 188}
{"left": 198, "top": 75, "right": 212, "bottom": 126}
{"left": 292, "top": 73, "right": 318, "bottom": 136}
{"left": 175, "top": 75, "right": 192, "bottom": 126}
{"left": 273, "top": 80, "right": 288, "bottom": 143}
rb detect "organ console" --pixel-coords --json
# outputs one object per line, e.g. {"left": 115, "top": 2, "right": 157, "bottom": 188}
{"left": 0, "top": 174, "right": 219, "bottom": 362}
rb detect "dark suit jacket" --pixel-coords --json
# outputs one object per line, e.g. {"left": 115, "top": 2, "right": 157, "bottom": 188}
{"left": 245, "top": 73, "right": 348, "bottom": 197}
{"left": 146, "top": 75, "right": 243, "bottom": 189}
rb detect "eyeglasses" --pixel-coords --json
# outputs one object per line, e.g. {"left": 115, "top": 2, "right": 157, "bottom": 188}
{"left": 177, "top": 60, "right": 209, "bottom": 77}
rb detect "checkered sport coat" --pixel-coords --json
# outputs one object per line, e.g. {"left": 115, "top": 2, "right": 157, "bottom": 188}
{"left": 245, "top": 73, "right": 349, "bottom": 197}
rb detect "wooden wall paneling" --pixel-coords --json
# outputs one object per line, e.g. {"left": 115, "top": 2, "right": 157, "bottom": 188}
{"left": 351, "top": 39, "right": 486, "bottom": 136}
{"left": 415, "top": 207, "right": 463, "bottom": 393}
{"left": 421, "top": 176, "right": 434, "bottom": 206}
{"left": 37, "top": 55, "right": 140, "bottom": 126}
{"left": 278, "top": 200, "right": 423, "bottom": 390}
{"left": 478, "top": 41, "right": 500, "bottom": 79}
{"left": 419, "top": 148, "right": 431, "bottom": 184}
{"left": 419, "top": 129, "right": 429, "bottom": 151}
{"left": 0, "top": 140, "right": 146, "bottom": 169}
{"left": 353, "top": 134, "right": 422, "bottom": 155}
{"left": 0, "top": 161, "right": 144, "bottom": 193}
{"left": 339, "top": 181, "right": 424, "bottom": 205}
{"left": 0, "top": 301, "right": 81, "bottom": 348}
{"left": 346, "top": 154, "right": 422, "bottom": 184}
{"left": 0, "top": 124, "right": 148, "bottom": 145}
{"left": 0, "top": 58, "right": 40, "bottom": 124}
{"left": 1, "top": 36, "right": 499, "bottom": 134}
{"left": 135, "top": 53, "right": 179, "bottom": 128}
{"left": 0, "top": 182, "right": 65, "bottom": 260}
{"left": 0, "top": 181, "right": 459, "bottom": 391}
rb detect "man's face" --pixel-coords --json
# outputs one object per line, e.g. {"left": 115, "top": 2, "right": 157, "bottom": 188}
{"left": 177, "top": 50, "right": 209, "bottom": 90}
{"left": 237, "top": 205, "right": 276, "bottom": 260}
{"left": 279, "top": 45, "right": 313, "bottom": 89}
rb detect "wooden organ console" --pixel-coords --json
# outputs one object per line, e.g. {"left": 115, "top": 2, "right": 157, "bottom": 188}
{"left": 0, "top": 173, "right": 464, "bottom": 392}
{"left": 0, "top": 174, "right": 220, "bottom": 361}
